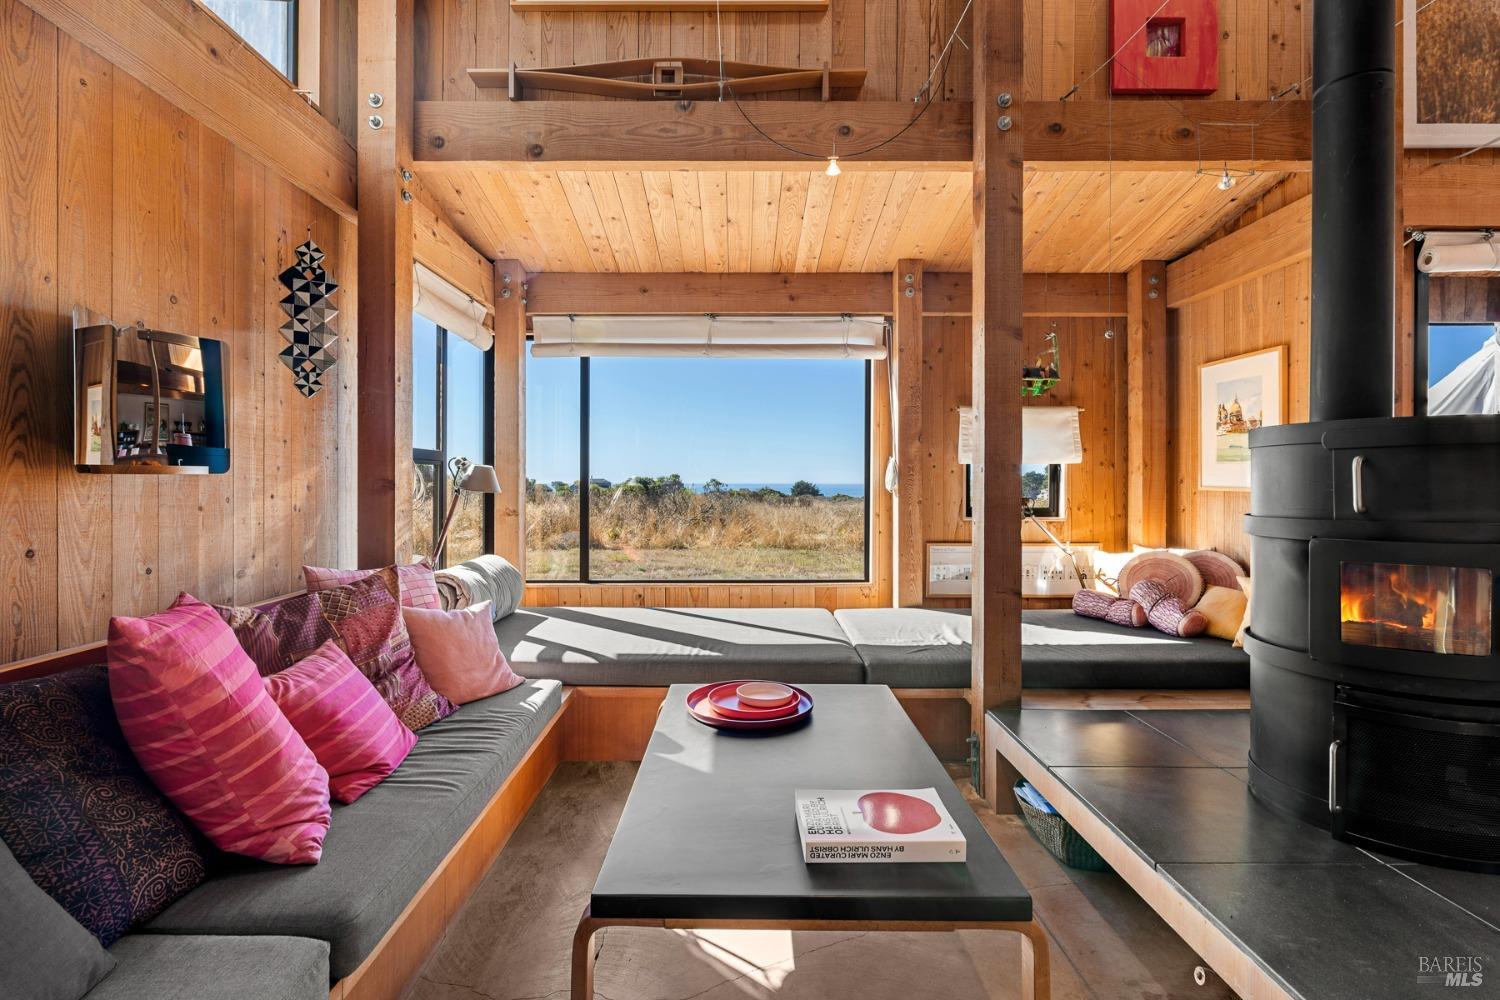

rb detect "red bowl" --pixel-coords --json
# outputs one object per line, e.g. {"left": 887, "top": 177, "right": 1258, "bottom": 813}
{"left": 707, "top": 683, "right": 803, "bottom": 720}
{"left": 686, "top": 683, "right": 813, "bottom": 731}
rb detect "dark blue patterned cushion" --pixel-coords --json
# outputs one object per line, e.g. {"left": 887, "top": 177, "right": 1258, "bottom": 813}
{"left": 0, "top": 666, "right": 208, "bottom": 946}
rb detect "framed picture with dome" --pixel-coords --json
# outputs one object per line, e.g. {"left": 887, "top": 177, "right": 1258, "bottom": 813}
{"left": 1199, "top": 346, "right": 1286, "bottom": 491}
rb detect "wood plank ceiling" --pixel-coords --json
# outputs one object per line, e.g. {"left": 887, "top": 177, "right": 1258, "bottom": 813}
{"left": 417, "top": 166, "right": 1290, "bottom": 274}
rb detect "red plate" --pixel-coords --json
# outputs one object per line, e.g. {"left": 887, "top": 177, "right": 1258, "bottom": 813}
{"left": 708, "top": 683, "right": 802, "bottom": 720}
{"left": 686, "top": 683, "right": 813, "bottom": 731}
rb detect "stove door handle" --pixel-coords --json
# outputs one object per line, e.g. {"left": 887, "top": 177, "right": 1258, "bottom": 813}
{"left": 1328, "top": 739, "right": 1343, "bottom": 814}
{"left": 1350, "top": 455, "right": 1367, "bottom": 515}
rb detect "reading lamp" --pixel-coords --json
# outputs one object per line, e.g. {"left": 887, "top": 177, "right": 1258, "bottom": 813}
{"left": 433, "top": 457, "right": 502, "bottom": 564}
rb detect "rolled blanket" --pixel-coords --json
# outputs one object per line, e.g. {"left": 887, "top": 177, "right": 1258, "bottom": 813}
{"left": 1072, "top": 588, "right": 1147, "bottom": 628}
{"left": 434, "top": 555, "right": 524, "bottom": 621}
{"left": 1129, "top": 580, "right": 1208, "bottom": 638}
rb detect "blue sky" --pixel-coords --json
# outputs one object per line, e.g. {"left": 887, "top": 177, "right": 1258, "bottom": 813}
{"left": 1430, "top": 323, "right": 1495, "bottom": 385}
{"left": 413, "top": 315, "right": 488, "bottom": 466}
{"left": 525, "top": 350, "right": 867, "bottom": 486}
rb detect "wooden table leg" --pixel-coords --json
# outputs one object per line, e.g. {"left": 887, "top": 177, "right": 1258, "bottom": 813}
{"left": 571, "top": 906, "right": 599, "bottom": 999}
{"left": 1013, "top": 919, "right": 1051, "bottom": 1000}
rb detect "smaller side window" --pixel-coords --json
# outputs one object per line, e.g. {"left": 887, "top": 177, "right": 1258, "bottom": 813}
{"left": 197, "top": 1, "right": 299, "bottom": 82}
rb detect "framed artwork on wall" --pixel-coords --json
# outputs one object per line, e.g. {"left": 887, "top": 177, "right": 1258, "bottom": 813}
{"left": 84, "top": 384, "right": 104, "bottom": 464}
{"left": 926, "top": 543, "right": 972, "bottom": 599}
{"left": 1402, "top": 0, "right": 1500, "bottom": 148}
{"left": 1198, "top": 346, "right": 1286, "bottom": 491}
{"left": 1109, "top": 0, "right": 1219, "bottom": 96}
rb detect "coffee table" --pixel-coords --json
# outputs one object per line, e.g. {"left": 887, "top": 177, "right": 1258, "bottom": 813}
{"left": 573, "top": 684, "right": 1048, "bottom": 999}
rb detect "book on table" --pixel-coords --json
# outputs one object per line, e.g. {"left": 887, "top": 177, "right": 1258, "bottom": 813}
{"left": 794, "top": 788, "right": 967, "bottom": 863}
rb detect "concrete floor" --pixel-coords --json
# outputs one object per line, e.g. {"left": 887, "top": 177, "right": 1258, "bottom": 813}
{"left": 405, "top": 762, "right": 1238, "bottom": 1000}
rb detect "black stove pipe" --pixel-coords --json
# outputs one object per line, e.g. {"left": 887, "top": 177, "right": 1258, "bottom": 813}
{"left": 1309, "top": 0, "right": 1396, "bottom": 422}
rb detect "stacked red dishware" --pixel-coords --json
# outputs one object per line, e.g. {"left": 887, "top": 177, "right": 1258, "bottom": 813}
{"left": 686, "top": 680, "right": 813, "bottom": 731}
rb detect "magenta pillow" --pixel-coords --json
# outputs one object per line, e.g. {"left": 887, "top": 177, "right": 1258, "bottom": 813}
{"left": 107, "top": 594, "right": 330, "bottom": 865}
{"left": 401, "top": 601, "right": 525, "bottom": 704}
{"left": 304, "top": 562, "right": 442, "bottom": 610}
{"left": 265, "top": 640, "right": 416, "bottom": 803}
{"left": 216, "top": 569, "right": 455, "bottom": 731}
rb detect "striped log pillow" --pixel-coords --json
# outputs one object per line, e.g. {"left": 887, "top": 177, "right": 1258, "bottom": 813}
{"left": 108, "top": 595, "right": 331, "bottom": 865}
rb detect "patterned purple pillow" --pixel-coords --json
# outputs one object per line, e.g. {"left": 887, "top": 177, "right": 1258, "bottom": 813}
{"left": 0, "top": 666, "right": 208, "bottom": 945}
{"left": 217, "top": 570, "right": 454, "bottom": 730}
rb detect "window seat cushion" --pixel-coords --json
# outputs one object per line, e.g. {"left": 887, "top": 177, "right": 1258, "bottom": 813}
{"left": 145, "top": 679, "right": 562, "bottom": 980}
{"left": 84, "top": 935, "right": 327, "bottom": 1000}
{"left": 494, "top": 607, "right": 866, "bottom": 686}
{"left": 833, "top": 608, "right": 1250, "bottom": 689}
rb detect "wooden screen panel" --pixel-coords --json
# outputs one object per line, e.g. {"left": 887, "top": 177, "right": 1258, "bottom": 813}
{"left": 0, "top": 0, "right": 358, "bottom": 663}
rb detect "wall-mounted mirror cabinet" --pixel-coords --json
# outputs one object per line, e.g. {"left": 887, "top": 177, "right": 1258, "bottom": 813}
{"left": 74, "top": 323, "right": 230, "bottom": 474}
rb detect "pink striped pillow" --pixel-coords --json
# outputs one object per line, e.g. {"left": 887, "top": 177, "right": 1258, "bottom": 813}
{"left": 304, "top": 563, "right": 442, "bottom": 610}
{"left": 107, "top": 595, "right": 331, "bottom": 865}
{"left": 265, "top": 641, "right": 416, "bottom": 803}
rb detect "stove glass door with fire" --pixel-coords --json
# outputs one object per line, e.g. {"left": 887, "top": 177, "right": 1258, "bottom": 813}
{"left": 1310, "top": 539, "right": 1500, "bottom": 679}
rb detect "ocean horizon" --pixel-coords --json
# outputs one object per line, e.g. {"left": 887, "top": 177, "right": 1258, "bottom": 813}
{"left": 689, "top": 481, "right": 866, "bottom": 498}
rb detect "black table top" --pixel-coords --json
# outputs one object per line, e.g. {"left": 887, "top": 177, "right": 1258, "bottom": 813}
{"left": 591, "top": 684, "right": 1031, "bottom": 922}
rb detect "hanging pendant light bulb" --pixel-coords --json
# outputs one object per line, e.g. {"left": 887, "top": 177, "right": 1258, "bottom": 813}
{"left": 826, "top": 155, "right": 842, "bottom": 177}
{"left": 1218, "top": 167, "right": 1236, "bottom": 191}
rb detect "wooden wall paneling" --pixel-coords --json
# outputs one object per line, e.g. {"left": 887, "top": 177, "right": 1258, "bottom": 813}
{"left": 357, "top": 0, "right": 418, "bottom": 568}
{"left": 1126, "top": 260, "right": 1168, "bottom": 549}
{"left": 54, "top": 34, "right": 113, "bottom": 649}
{"left": 1165, "top": 194, "right": 1311, "bottom": 307}
{"left": 0, "top": 0, "right": 58, "bottom": 662}
{"left": 493, "top": 260, "right": 526, "bottom": 570}
{"left": 413, "top": 190, "right": 497, "bottom": 308}
{"left": 23, "top": 0, "right": 357, "bottom": 217}
{"left": 894, "top": 262, "right": 925, "bottom": 607}
{"left": 319, "top": 0, "right": 361, "bottom": 144}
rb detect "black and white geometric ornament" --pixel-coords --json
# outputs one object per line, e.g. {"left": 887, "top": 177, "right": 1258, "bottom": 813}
{"left": 277, "top": 238, "right": 340, "bottom": 398}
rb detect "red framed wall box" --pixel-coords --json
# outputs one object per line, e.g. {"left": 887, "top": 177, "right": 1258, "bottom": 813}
{"left": 1110, "top": 0, "right": 1219, "bottom": 95}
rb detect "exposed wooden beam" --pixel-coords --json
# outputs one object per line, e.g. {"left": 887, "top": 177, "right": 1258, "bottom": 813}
{"left": 525, "top": 272, "right": 890, "bottom": 315}
{"left": 22, "top": 0, "right": 357, "bottom": 217}
{"left": 1404, "top": 155, "right": 1500, "bottom": 228}
{"left": 1166, "top": 195, "right": 1311, "bottom": 307}
{"left": 923, "top": 273, "right": 1128, "bottom": 316}
{"left": 356, "top": 0, "right": 415, "bottom": 567}
{"left": 1024, "top": 100, "right": 1311, "bottom": 169}
{"left": 1126, "top": 261, "right": 1169, "bottom": 550}
{"left": 412, "top": 99, "right": 1308, "bottom": 170}
{"left": 493, "top": 260, "right": 526, "bottom": 572}
{"left": 894, "top": 262, "right": 925, "bottom": 608}
{"left": 414, "top": 100, "right": 973, "bottom": 169}
{"left": 413, "top": 192, "right": 496, "bottom": 315}
{"left": 972, "top": 0, "right": 1025, "bottom": 804}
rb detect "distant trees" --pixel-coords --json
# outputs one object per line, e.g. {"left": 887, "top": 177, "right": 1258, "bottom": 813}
{"left": 790, "top": 480, "right": 823, "bottom": 498}
{"left": 1021, "top": 470, "right": 1049, "bottom": 501}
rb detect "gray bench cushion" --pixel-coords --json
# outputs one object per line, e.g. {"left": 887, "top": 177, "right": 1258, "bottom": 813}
{"left": 1020, "top": 610, "right": 1249, "bottom": 688}
{"left": 148, "top": 679, "right": 563, "bottom": 980}
{"left": 834, "top": 608, "right": 974, "bottom": 688}
{"left": 834, "top": 608, "right": 1249, "bottom": 689}
{"left": 86, "top": 935, "right": 327, "bottom": 1000}
{"left": 496, "top": 607, "right": 865, "bottom": 685}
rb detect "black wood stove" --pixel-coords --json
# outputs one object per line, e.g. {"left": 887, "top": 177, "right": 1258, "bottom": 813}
{"left": 1243, "top": 0, "right": 1500, "bottom": 872}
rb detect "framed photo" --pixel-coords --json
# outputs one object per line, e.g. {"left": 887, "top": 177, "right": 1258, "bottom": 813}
{"left": 143, "top": 401, "right": 170, "bottom": 444}
{"left": 1402, "top": 0, "right": 1500, "bottom": 148}
{"left": 926, "top": 543, "right": 972, "bottom": 599}
{"left": 84, "top": 384, "right": 104, "bottom": 464}
{"left": 1199, "top": 346, "right": 1286, "bottom": 491}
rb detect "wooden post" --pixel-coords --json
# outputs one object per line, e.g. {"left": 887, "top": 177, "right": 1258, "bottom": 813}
{"left": 894, "top": 260, "right": 925, "bottom": 608}
{"left": 493, "top": 260, "right": 526, "bottom": 570}
{"left": 1126, "top": 260, "right": 1169, "bottom": 549}
{"left": 971, "top": 0, "right": 1025, "bottom": 804}
{"left": 356, "top": 0, "right": 415, "bottom": 568}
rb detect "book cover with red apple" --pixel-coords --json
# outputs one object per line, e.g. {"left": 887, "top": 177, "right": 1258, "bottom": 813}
{"left": 794, "top": 788, "right": 967, "bottom": 863}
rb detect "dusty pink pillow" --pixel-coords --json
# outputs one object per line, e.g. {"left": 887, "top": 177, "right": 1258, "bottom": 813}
{"left": 401, "top": 601, "right": 524, "bottom": 704}
{"left": 107, "top": 594, "right": 330, "bottom": 864}
{"left": 304, "top": 562, "right": 442, "bottom": 610}
{"left": 265, "top": 640, "right": 417, "bottom": 804}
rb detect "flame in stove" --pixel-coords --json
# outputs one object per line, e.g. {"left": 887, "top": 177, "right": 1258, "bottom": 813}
{"left": 1341, "top": 567, "right": 1440, "bottom": 632}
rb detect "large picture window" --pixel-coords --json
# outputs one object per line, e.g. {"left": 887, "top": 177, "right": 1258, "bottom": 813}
{"left": 412, "top": 314, "right": 493, "bottom": 567}
{"left": 525, "top": 348, "right": 871, "bottom": 583}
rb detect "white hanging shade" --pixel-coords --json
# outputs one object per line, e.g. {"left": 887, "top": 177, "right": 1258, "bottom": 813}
{"left": 1430, "top": 328, "right": 1500, "bottom": 416}
{"left": 1417, "top": 233, "right": 1500, "bottom": 274}
{"left": 414, "top": 262, "right": 493, "bottom": 351}
{"left": 1022, "top": 406, "right": 1084, "bottom": 464}
{"left": 529, "top": 314, "right": 889, "bottom": 359}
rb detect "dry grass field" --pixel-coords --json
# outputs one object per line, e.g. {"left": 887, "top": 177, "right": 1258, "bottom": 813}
{"left": 526, "top": 485, "right": 865, "bottom": 581}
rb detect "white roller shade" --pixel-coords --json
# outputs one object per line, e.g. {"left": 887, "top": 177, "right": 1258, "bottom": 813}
{"left": 529, "top": 314, "right": 889, "bottom": 359}
{"left": 1023, "top": 406, "right": 1084, "bottom": 464}
{"left": 956, "top": 405, "right": 1084, "bottom": 464}
{"left": 414, "top": 262, "right": 493, "bottom": 351}
{"left": 1418, "top": 233, "right": 1500, "bottom": 274}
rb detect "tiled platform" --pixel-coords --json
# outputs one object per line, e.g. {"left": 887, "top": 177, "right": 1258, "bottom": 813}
{"left": 990, "top": 709, "right": 1500, "bottom": 1000}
